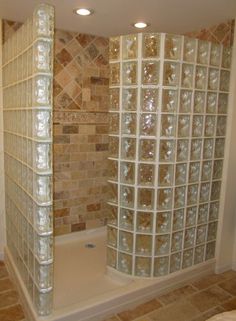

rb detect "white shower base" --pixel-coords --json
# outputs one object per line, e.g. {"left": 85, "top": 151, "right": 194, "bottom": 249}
{"left": 5, "top": 226, "right": 216, "bottom": 321}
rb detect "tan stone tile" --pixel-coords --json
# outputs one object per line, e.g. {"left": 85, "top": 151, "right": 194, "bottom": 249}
{"left": 188, "top": 285, "right": 231, "bottom": 313}
{"left": 191, "top": 306, "right": 225, "bottom": 321}
{"left": 222, "top": 297, "right": 236, "bottom": 311}
{"left": 0, "top": 290, "right": 19, "bottom": 309}
{"left": 0, "top": 267, "right": 8, "bottom": 280}
{"left": 158, "top": 285, "right": 197, "bottom": 305}
{"left": 0, "top": 304, "right": 25, "bottom": 321}
{"left": 148, "top": 300, "right": 200, "bottom": 321}
{"left": 191, "top": 273, "right": 226, "bottom": 290}
{"left": 118, "top": 299, "right": 162, "bottom": 321}
{"left": 218, "top": 278, "right": 236, "bottom": 296}
{"left": 219, "top": 270, "right": 236, "bottom": 280}
{"left": 0, "top": 278, "right": 13, "bottom": 293}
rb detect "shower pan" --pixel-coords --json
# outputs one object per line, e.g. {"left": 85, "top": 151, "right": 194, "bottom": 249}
{"left": 1, "top": 3, "right": 234, "bottom": 321}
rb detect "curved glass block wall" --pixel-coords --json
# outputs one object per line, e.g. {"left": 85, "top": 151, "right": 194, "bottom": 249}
{"left": 107, "top": 33, "right": 231, "bottom": 277}
{"left": 2, "top": 4, "right": 54, "bottom": 315}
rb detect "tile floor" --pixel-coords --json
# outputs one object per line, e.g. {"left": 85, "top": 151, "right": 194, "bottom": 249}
{"left": 0, "top": 259, "right": 236, "bottom": 321}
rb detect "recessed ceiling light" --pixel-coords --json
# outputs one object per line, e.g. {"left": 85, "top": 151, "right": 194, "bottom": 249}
{"left": 74, "top": 8, "right": 93, "bottom": 16}
{"left": 133, "top": 22, "right": 149, "bottom": 29}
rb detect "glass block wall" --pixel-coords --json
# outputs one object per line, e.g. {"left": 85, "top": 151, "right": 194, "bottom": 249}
{"left": 107, "top": 33, "right": 231, "bottom": 277}
{"left": 2, "top": 4, "right": 54, "bottom": 315}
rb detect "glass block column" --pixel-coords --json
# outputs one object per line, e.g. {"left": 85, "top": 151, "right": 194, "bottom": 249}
{"left": 107, "top": 33, "right": 231, "bottom": 277}
{"left": 2, "top": 4, "right": 54, "bottom": 315}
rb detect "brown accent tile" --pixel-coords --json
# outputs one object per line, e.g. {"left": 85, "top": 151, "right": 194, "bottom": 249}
{"left": 0, "top": 290, "right": 19, "bottom": 309}
{"left": 218, "top": 278, "right": 236, "bottom": 296}
{"left": 222, "top": 297, "right": 236, "bottom": 311}
{"left": 56, "top": 48, "right": 73, "bottom": 67}
{"left": 96, "top": 143, "right": 109, "bottom": 151}
{"left": 0, "top": 279, "right": 13, "bottom": 293}
{"left": 76, "top": 34, "right": 96, "bottom": 48}
{"left": 54, "top": 208, "right": 70, "bottom": 218}
{"left": 191, "top": 273, "right": 226, "bottom": 290}
{"left": 158, "top": 285, "right": 197, "bottom": 305}
{"left": 0, "top": 304, "right": 25, "bottom": 321}
{"left": 191, "top": 306, "right": 225, "bottom": 321}
{"left": 55, "top": 29, "right": 74, "bottom": 46}
{"left": 188, "top": 285, "right": 231, "bottom": 313}
{"left": 118, "top": 299, "right": 162, "bottom": 321}
{"left": 62, "top": 125, "right": 79, "bottom": 134}
{"left": 71, "top": 222, "right": 86, "bottom": 232}
{"left": 87, "top": 203, "right": 101, "bottom": 212}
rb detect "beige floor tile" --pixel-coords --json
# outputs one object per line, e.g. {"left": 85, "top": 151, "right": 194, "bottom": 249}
{"left": 191, "top": 306, "right": 225, "bottom": 321}
{"left": 148, "top": 300, "right": 200, "bottom": 321}
{"left": 0, "top": 290, "right": 19, "bottom": 309}
{"left": 220, "top": 270, "right": 236, "bottom": 280}
{"left": 0, "top": 278, "right": 14, "bottom": 293}
{"left": 158, "top": 285, "right": 197, "bottom": 305}
{"left": 188, "top": 285, "right": 231, "bottom": 313}
{"left": 222, "top": 297, "right": 236, "bottom": 311}
{"left": 0, "top": 267, "right": 9, "bottom": 280}
{"left": 218, "top": 278, "right": 236, "bottom": 296}
{"left": 118, "top": 299, "right": 162, "bottom": 321}
{"left": 0, "top": 304, "right": 25, "bottom": 321}
{"left": 191, "top": 274, "right": 226, "bottom": 290}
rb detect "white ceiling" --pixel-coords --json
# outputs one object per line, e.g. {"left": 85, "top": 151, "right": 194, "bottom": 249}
{"left": 0, "top": 0, "right": 236, "bottom": 37}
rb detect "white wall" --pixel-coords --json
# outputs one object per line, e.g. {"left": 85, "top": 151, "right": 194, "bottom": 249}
{"left": 216, "top": 19, "right": 236, "bottom": 272}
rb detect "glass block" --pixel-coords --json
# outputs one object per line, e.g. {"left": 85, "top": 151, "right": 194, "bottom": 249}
{"left": 218, "top": 93, "right": 228, "bottom": 114}
{"left": 35, "top": 261, "right": 52, "bottom": 290}
{"left": 175, "top": 163, "right": 187, "bottom": 185}
{"left": 142, "top": 61, "right": 159, "bottom": 85}
{"left": 107, "top": 247, "right": 117, "bottom": 268}
{"left": 33, "top": 110, "right": 51, "bottom": 139}
{"left": 109, "top": 36, "right": 120, "bottom": 60}
{"left": 138, "top": 164, "right": 155, "bottom": 186}
{"left": 118, "top": 252, "right": 132, "bottom": 274}
{"left": 34, "top": 174, "right": 52, "bottom": 204}
{"left": 120, "top": 208, "right": 134, "bottom": 230}
{"left": 191, "top": 139, "right": 202, "bottom": 160}
{"left": 158, "top": 164, "right": 174, "bottom": 186}
{"left": 216, "top": 116, "right": 227, "bottom": 137}
{"left": 109, "top": 136, "right": 119, "bottom": 158}
{"left": 222, "top": 47, "right": 231, "bottom": 69}
{"left": 109, "top": 113, "right": 119, "bottom": 134}
{"left": 206, "top": 93, "right": 217, "bottom": 114}
{"left": 108, "top": 182, "right": 118, "bottom": 203}
{"left": 143, "top": 33, "right": 160, "bottom": 58}
{"left": 195, "top": 66, "right": 207, "bottom": 90}
{"left": 203, "top": 139, "right": 214, "bottom": 159}
{"left": 210, "top": 43, "right": 221, "bottom": 66}
{"left": 198, "top": 204, "right": 208, "bottom": 224}
{"left": 154, "top": 256, "right": 169, "bottom": 276}
{"left": 187, "top": 184, "right": 199, "bottom": 205}
{"left": 122, "top": 113, "right": 136, "bottom": 135}
{"left": 177, "top": 140, "right": 189, "bottom": 162}
{"left": 107, "top": 226, "right": 117, "bottom": 247}
{"left": 108, "top": 205, "right": 118, "bottom": 226}
{"left": 162, "top": 89, "right": 178, "bottom": 112}
{"left": 211, "top": 181, "right": 221, "bottom": 201}
{"left": 215, "top": 138, "right": 225, "bottom": 158}
{"left": 192, "top": 116, "right": 204, "bottom": 137}
{"left": 141, "top": 88, "right": 158, "bottom": 112}
{"left": 197, "top": 40, "right": 209, "bottom": 65}
{"left": 140, "top": 113, "right": 157, "bottom": 136}
{"left": 213, "top": 160, "right": 223, "bottom": 179}
{"left": 202, "top": 161, "right": 212, "bottom": 181}
{"left": 136, "top": 212, "right": 153, "bottom": 233}
{"left": 182, "top": 249, "right": 193, "bottom": 269}
{"left": 138, "top": 188, "right": 154, "bottom": 210}
{"left": 171, "top": 231, "right": 183, "bottom": 252}
{"left": 139, "top": 139, "right": 156, "bottom": 161}
{"left": 208, "top": 68, "right": 219, "bottom": 91}
{"left": 33, "top": 76, "right": 52, "bottom": 106}
{"left": 189, "top": 162, "right": 200, "bottom": 183}
{"left": 34, "top": 289, "right": 53, "bottom": 316}
{"left": 120, "top": 185, "right": 134, "bottom": 207}
{"left": 155, "top": 234, "right": 170, "bottom": 255}
{"left": 110, "top": 63, "right": 120, "bottom": 85}
{"left": 122, "top": 88, "right": 137, "bottom": 111}
{"left": 35, "top": 205, "right": 52, "bottom": 234}
{"left": 182, "top": 64, "right": 194, "bottom": 88}
{"left": 178, "top": 115, "right": 190, "bottom": 137}
{"left": 110, "top": 88, "right": 120, "bottom": 110}
{"left": 35, "top": 235, "right": 53, "bottom": 262}
{"left": 209, "top": 201, "right": 219, "bottom": 221}
{"left": 220, "top": 70, "right": 230, "bottom": 92}
{"left": 135, "top": 257, "right": 151, "bottom": 277}
{"left": 173, "top": 209, "right": 184, "bottom": 231}
{"left": 207, "top": 222, "right": 218, "bottom": 241}
{"left": 194, "top": 245, "right": 205, "bottom": 264}
{"left": 186, "top": 206, "right": 197, "bottom": 227}
{"left": 179, "top": 90, "right": 192, "bottom": 113}
{"left": 159, "top": 140, "right": 175, "bottom": 162}
{"left": 123, "top": 61, "right": 137, "bottom": 85}
{"left": 119, "top": 231, "right": 133, "bottom": 253}
{"left": 157, "top": 188, "right": 173, "bottom": 210}
{"left": 122, "top": 34, "right": 138, "bottom": 60}
{"left": 184, "top": 227, "right": 195, "bottom": 249}
{"left": 165, "top": 34, "right": 182, "bottom": 60}
{"left": 170, "top": 252, "right": 181, "bottom": 273}
{"left": 161, "top": 114, "right": 176, "bottom": 137}
{"left": 183, "top": 37, "right": 197, "bottom": 62}
{"left": 200, "top": 183, "right": 210, "bottom": 203}
{"left": 156, "top": 211, "right": 171, "bottom": 233}
{"left": 174, "top": 186, "right": 186, "bottom": 208}
{"left": 196, "top": 225, "right": 207, "bottom": 245}
{"left": 121, "top": 137, "right": 136, "bottom": 160}
{"left": 136, "top": 234, "right": 152, "bottom": 255}
{"left": 205, "top": 241, "right": 216, "bottom": 260}
{"left": 194, "top": 91, "right": 205, "bottom": 113}
{"left": 163, "top": 62, "right": 180, "bottom": 86}
{"left": 120, "top": 162, "right": 135, "bottom": 184}
{"left": 108, "top": 159, "right": 118, "bottom": 181}
{"left": 34, "top": 143, "right": 51, "bottom": 172}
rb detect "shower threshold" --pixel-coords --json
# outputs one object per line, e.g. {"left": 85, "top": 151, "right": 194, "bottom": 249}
{"left": 5, "top": 226, "right": 215, "bottom": 321}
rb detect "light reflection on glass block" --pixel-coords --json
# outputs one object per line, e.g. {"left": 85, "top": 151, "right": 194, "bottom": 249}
{"left": 109, "top": 113, "right": 119, "bottom": 134}
{"left": 138, "top": 188, "right": 154, "bottom": 210}
{"left": 210, "top": 43, "right": 221, "bottom": 67}
{"left": 118, "top": 252, "right": 132, "bottom": 274}
{"left": 183, "top": 38, "right": 197, "bottom": 62}
{"left": 108, "top": 205, "right": 118, "bottom": 226}
{"left": 194, "top": 91, "right": 205, "bottom": 113}
{"left": 138, "top": 164, "right": 155, "bottom": 186}
{"left": 122, "top": 88, "right": 137, "bottom": 111}
{"left": 143, "top": 33, "right": 160, "bottom": 58}
{"left": 182, "top": 64, "right": 194, "bottom": 88}
{"left": 121, "top": 137, "right": 136, "bottom": 160}
{"left": 200, "top": 182, "right": 210, "bottom": 203}
{"left": 107, "top": 226, "right": 117, "bottom": 247}
{"left": 165, "top": 34, "right": 182, "bottom": 60}
{"left": 208, "top": 68, "right": 219, "bottom": 91}
{"left": 123, "top": 62, "right": 137, "bottom": 85}
{"left": 159, "top": 140, "right": 175, "bottom": 162}
{"left": 155, "top": 234, "right": 170, "bottom": 255}
{"left": 203, "top": 139, "right": 214, "bottom": 159}
{"left": 119, "top": 231, "right": 133, "bottom": 253}
{"left": 207, "top": 92, "right": 217, "bottom": 114}
{"left": 179, "top": 90, "right": 192, "bottom": 113}
{"left": 178, "top": 115, "right": 190, "bottom": 137}
{"left": 108, "top": 182, "right": 118, "bottom": 204}
{"left": 136, "top": 234, "right": 152, "bottom": 255}
{"left": 142, "top": 61, "right": 159, "bottom": 85}
{"left": 120, "top": 185, "right": 134, "bottom": 207}
{"left": 109, "top": 37, "right": 120, "bottom": 60}
{"left": 135, "top": 256, "right": 151, "bottom": 277}
{"left": 162, "top": 89, "right": 178, "bottom": 112}
{"left": 192, "top": 116, "right": 203, "bottom": 137}
{"left": 140, "top": 114, "right": 157, "bottom": 136}
{"left": 120, "top": 208, "right": 134, "bottom": 230}
{"left": 197, "top": 41, "right": 209, "bottom": 65}
{"left": 175, "top": 163, "right": 187, "bottom": 185}
{"left": 120, "top": 162, "right": 135, "bottom": 184}
{"left": 141, "top": 88, "right": 158, "bottom": 112}
{"left": 139, "top": 139, "right": 156, "bottom": 161}
{"left": 122, "top": 113, "right": 136, "bottom": 135}
{"left": 201, "top": 161, "right": 212, "bottom": 181}
{"left": 158, "top": 164, "right": 174, "bottom": 187}
{"left": 174, "top": 186, "right": 186, "bottom": 208}
{"left": 156, "top": 211, "right": 171, "bottom": 233}
{"left": 161, "top": 115, "right": 176, "bottom": 137}
{"left": 157, "top": 188, "right": 173, "bottom": 210}
{"left": 163, "top": 62, "right": 180, "bottom": 86}
{"left": 110, "top": 88, "right": 120, "bottom": 110}
{"left": 177, "top": 140, "right": 189, "bottom": 162}
{"left": 122, "top": 34, "right": 138, "bottom": 60}
{"left": 110, "top": 63, "right": 120, "bottom": 85}
{"left": 108, "top": 159, "right": 118, "bottom": 181}
{"left": 136, "top": 212, "right": 153, "bottom": 233}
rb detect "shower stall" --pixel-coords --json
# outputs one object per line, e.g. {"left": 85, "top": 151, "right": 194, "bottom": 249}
{"left": 1, "top": 3, "right": 235, "bottom": 321}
